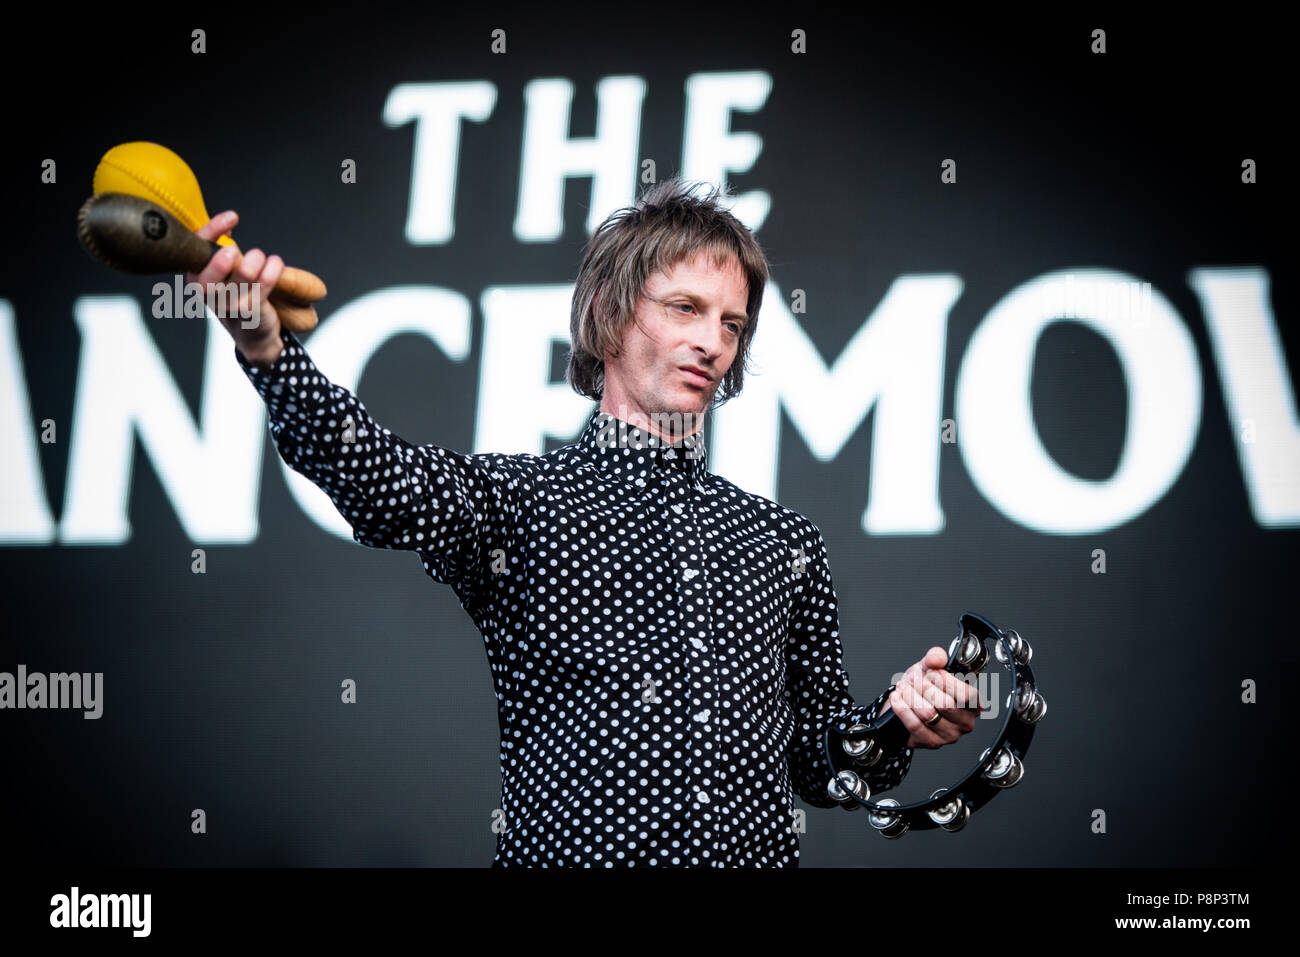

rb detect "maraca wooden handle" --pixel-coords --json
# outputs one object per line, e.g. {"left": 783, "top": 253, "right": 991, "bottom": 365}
{"left": 268, "top": 297, "right": 319, "bottom": 334}
{"left": 223, "top": 252, "right": 325, "bottom": 306}
{"left": 274, "top": 266, "right": 326, "bottom": 304}
{"left": 76, "top": 192, "right": 325, "bottom": 332}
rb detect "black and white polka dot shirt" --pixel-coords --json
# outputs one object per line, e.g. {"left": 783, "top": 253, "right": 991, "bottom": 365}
{"left": 237, "top": 330, "right": 913, "bottom": 866}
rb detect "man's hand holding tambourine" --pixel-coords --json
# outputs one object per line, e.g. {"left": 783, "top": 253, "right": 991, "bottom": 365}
{"left": 882, "top": 646, "right": 984, "bottom": 749}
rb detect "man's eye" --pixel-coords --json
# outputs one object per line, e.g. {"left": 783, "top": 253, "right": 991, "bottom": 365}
{"left": 674, "top": 302, "right": 694, "bottom": 313}
{"left": 724, "top": 322, "right": 741, "bottom": 335}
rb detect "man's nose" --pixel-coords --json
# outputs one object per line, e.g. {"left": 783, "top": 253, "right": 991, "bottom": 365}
{"left": 690, "top": 314, "right": 725, "bottom": 359}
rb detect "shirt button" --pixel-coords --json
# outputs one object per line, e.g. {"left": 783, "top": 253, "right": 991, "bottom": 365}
{"left": 695, "top": 789, "right": 710, "bottom": 804}
{"left": 690, "top": 637, "right": 706, "bottom": 651}
{"left": 694, "top": 709, "right": 711, "bottom": 723}
{"left": 682, "top": 567, "right": 698, "bottom": 580}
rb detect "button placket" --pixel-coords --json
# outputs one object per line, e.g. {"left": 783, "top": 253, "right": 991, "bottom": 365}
{"left": 660, "top": 457, "right": 717, "bottom": 856}
{"left": 647, "top": 454, "right": 688, "bottom": 852}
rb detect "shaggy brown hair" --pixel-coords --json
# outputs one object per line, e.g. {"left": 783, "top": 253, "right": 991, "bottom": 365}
{"left": 566, "top": 178, "right": 769, "bottom": 408}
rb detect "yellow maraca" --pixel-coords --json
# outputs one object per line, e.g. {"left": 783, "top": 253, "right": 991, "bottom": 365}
{"left": 92, "top": 142, "right": 325, "bottom": 332}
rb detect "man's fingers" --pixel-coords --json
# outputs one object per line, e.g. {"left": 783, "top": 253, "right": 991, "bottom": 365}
{"left": 259, "top": 255, "right": 284, "bottom": 294}
{"left": 235, "top": 248, "right": 266, "bottom": 283}
{"left": 240, "top": 256, "right": 283, "bottom": 332}
{"left": 889, "top": 685, "right": 943, "bottom": 749}
{"left": 899, "top": 659, "right": 926, "bottom": 691}
{"left": 923, "top": 646, "right": 948, "bottom": 669}
{"left": 902, "top": 647, "right": 946, "bottom": 687}
{"left": 912, "top": 677, "right": 960, "bottom": 720}
{"left": 919, "top": 677, "right": 959, "bottom": 713}
{"left": 186, "top": 245, "right": 240, "bottom": 296}
{"left": 925, "top": 669, "right": 982, "bottom": 710}
{"left": 195, "top": 210, "right": 238, "bottom": 242}
{"left": 891, "top": 645, "right": 987, "bottom": 747}
{"left": 919, "top": 674, "right": 981, "bottom": 735}
{"left": 240, "top": 293, "right": 279, "bottom": 335}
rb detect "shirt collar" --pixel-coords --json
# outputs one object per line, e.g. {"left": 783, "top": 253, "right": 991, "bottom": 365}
{"left": 572, "top": 407, "right": 710, "bottom": 491}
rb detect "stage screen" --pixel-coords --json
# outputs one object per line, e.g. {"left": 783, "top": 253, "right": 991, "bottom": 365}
{"left": 0, "top": 11, "right": 1292, "bottom": 870}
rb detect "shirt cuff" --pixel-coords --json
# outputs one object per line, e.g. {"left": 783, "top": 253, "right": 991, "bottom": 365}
{"left": 837, "top": 686, "right": 911, "bottom": 757}
{"left": 234, "top": 330, "right": 309, "bottom": 413}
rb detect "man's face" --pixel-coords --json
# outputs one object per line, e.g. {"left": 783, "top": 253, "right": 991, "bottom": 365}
{"left": 600, "top": 250, "right": 749, "bottom": 438}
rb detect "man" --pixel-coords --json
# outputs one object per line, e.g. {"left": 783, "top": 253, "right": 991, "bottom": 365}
{"left": 191, "top": 178, "right": 980, "bottom": 866}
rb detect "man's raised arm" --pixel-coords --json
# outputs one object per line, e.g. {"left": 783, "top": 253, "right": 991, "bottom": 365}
{"left": 190, "top": 211, "right": 519, "bottom": 596}
{"left": 234, "top": 330, "right": 518, "bottom": 587}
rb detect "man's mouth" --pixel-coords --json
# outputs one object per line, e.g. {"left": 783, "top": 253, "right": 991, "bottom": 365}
{"left": 679, "top": 366, "right": 711, "bottom": 387}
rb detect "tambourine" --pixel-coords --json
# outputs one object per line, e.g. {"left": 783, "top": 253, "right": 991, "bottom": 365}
{"left": 823, "top": 612, "right": 1045, "bottom": 838}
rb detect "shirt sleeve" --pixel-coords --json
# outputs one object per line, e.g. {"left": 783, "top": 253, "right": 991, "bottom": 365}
{"left": 234, "top": 330, "right": 518, "bottom": 605}
{"left": 784, "top": 524, "right": 913, "bottom": 808}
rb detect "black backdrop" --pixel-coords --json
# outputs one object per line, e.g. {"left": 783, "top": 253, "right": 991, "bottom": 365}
{"left": 1, "top": 9, "right": 1293, "bottom": 868}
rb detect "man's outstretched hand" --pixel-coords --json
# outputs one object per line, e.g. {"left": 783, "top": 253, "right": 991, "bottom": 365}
{"left": 185, "top": 210, "right": 285, "bottom": 369}
{"left": 882, "top": 646, "right": 982, "bottom": 749}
